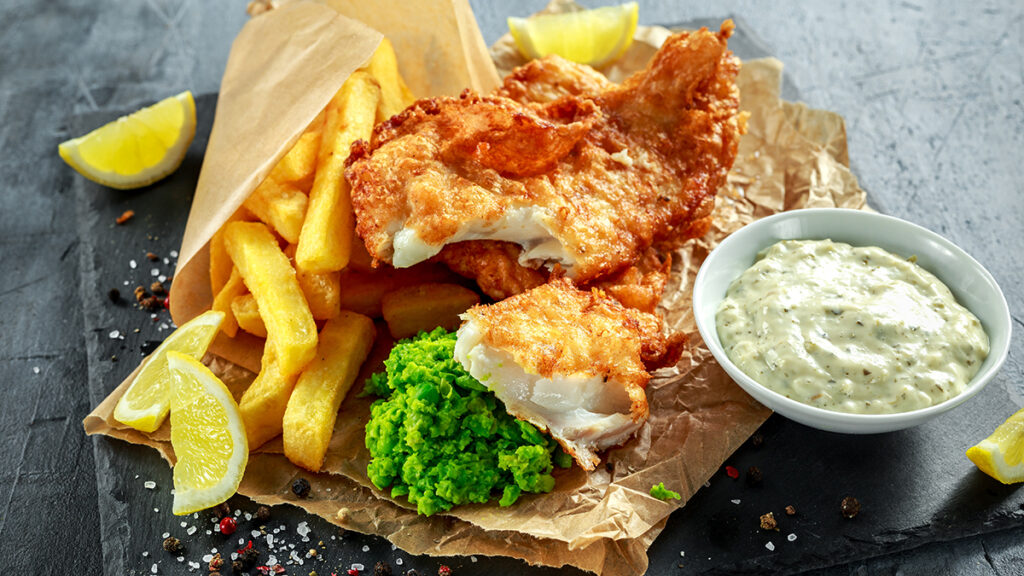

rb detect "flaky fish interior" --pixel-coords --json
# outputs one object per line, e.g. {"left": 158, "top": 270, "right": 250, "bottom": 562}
{"left": 453, "top": 279, "right": 684, "bottom": 470}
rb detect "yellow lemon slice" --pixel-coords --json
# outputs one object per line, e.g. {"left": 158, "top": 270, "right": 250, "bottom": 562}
{"left": 58, "top": 91, "right": 196, "bottom": 190}
{"left": 113, "top": 310, "right": 224, "bottom": 433}
{"left": 966, "top": 406, "right": 1024, "bottom": 484}
{"left": 167, "top": 352, "right": 248, "bottom": 515}
{"left": 508, "top": 2, "right": 638, "bottom": 68}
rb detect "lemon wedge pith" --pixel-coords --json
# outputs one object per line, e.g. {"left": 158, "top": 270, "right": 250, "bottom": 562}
{"left": 966, "top": 406, "right": 1024, "bottom": 484}
{"left": 167, "top": 351, "right": 248, "bottom": 515}
{"left": 58, "top": 90, "right": 196, "bottom": 190}
{"left": 508, "top": 2, "right": 639, "bottom": 68}
{"left": 113, "top": 310, "right": 224, "bottom": 433}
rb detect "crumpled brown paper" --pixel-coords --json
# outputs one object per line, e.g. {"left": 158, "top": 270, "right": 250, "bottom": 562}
{"left": 84, "top": 1, "right": 868, "bottom": 574}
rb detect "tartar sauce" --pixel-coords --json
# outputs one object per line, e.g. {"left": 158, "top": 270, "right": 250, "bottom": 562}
{"left": 715, "top": 239, "right": 989, "bottom": 414}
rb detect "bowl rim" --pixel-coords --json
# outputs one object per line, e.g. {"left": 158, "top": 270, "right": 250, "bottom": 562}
{"left": 692, "top": 207, "right": 1012, "bottom": 426}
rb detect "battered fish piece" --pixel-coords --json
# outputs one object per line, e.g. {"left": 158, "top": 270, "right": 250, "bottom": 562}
{"left": 347, "top": 22, "right": 745, "bottom": 283}
{"left": 454, "top": 279, "right": 684, "bottom": 470}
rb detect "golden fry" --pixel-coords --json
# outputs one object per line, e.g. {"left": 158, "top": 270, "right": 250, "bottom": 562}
{"left": 209, "top": 207, "right": 254, "bottom": 296}
{"left": 243, "top": 178, "right": 308, "bottom": 245}
{"left": 231, "top": 293, "right": 267, "bottom": 338}
{"left": 223, "top": 221, "right": 317, "bottom": 376}
{"left": 211, "top": 267, "right": 247, "bottom": 338}
{"left": 284, "top": 244, "right": 341, "bottom": 320}
{"left": 367, "top": 37, "right": 416, "bottom": 121}
{"left": 295, "top": 71, "right": 380, "bottom": 273}
{"left": 338, "top": 262, "right": 463, "bottom": 318}
{"left": 239, "top": 343, "right": 298, "bottom": 450}
{"left": 282, "top": 312, "right": 375, "bottom": 471}
{"left": 268, "top": 130, "right": 321, "bottom": 192}
{"left": 381, "top": 283, "right": 480, "bottom": 340}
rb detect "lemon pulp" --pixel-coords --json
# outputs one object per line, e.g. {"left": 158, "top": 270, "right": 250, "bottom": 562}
{"left": 966, "top": 406, "right": 1024, "bottom": 484}
{"left": 508, "top": 3, "right": 638, "bottom": 68}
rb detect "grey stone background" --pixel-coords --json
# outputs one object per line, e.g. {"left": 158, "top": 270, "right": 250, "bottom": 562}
{"left": 1, "top": 0, "right": 1021, "bottom": 574}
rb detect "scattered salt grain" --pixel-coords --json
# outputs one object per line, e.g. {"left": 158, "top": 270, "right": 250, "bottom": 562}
{"left": 162, "top": 532, "right": 170, "bottom": 539}
{"left": 361, "top": 545, "right": 370, "bottom": 552}
{"left": 188, "top": 561, "right": 200, "bottom": 569}
{"left": 391, "top": 544, "right": 397, "bottom": 551}
{"left": 703, "top": 480, "right": 711, "bottom": 488}
{"left": 180, "top": 522, "right": 187, "bottom": 528}
{"left": 109, "top": 330, "right": 121, "bottom": 339}
{"left": 252, "top": 530, "right": 261, "bottom": 538}
{"left": 211, "top": 517, "right": 219, "bottom": 524}
{"left": 202, "top": 554, "right": 213, "bottom": 563}
{"left": 730, "top": 499, "right": 741, "bottom": 505}
{"left": 267, "top": 555, "right": 278, "bottom": 566}
{"left": 123, "top": 280, "right": 130, "bottom": 286}
{"left": 351, "top": 564, "right": 365, "bottom": 571}
{"left": 395, "top": 558, "right": 404, "bottom": 566}
{"left": 130, "top": 260, "right": 137, "bottom": 269}
{"left": 142, "top": 551, "right": 149, "bottom": 557}
{"left": 290, "top": 550, "right": 302, "bottom": 563}
{"left": 151, "top": 268, "right": 160, "bottom": 277}
{"left": 32, "top": 366, "right": 40, "bottom": 374}
{"left": 158, "top": 274, "right": 167, "bottom": 283}
{"left": 679, "top": 551, "right": 685, "bottom": 557}
{"left": 151, "top": 563, "right": 158, "bottom": 573}
{"left": 187, "top": 526, "right": 197, "bottom": 536}
{"left": 231, "top": 552, "right": 238, "bottom": 561}
{"left": 141, "top": 480, "right": 155, "bottom": 489}
{"left": 296, "top": 521, "right": 310, "bottom": 538}
{"left": 239, "top": 538, "right": 245, "bottom": 545}
{"left": 471, "top": 556, "right": 478, "bottom": 563}
{"left": 163, "top": 258, "right": 169, "bottom": 265}
{"left": 177, "top": 556, "right": 184, "bottom": 562}
{"left": 267, "top": 534, "right": 274, "bottom": 547}
{"left": 206, "top": 530, "right": 212, "bottom": 536}
{"left": 211, "top": 548, "right": 217, "bottom": 554}
{"left": 765, "top": 541, "right": 775, "bottom": 551}
{"left": 245, "top": 512, "right": 253, "bottom": 521}
{"left": 787, "top": 533, "right": 797, "bottom": 542}
{"left": 154, "top": 508, "right": 159, "bottom": 513}
{"left": 170, "top": 250, "right": 178, "bottom": 258}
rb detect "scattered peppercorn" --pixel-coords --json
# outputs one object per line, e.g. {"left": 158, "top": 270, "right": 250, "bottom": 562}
{"left": 235, "top": 546, "right": 260, "bottom": 571}
{"left": 212, "top": 502, "right": 231, "bottom": 519}
{"left": 746, "top": 466, "right": 763, "bottom": 487}
{"left": 134, "top": 286, "right": 148, "bottom": 302}
{"left": 150, "top": 281, "right": 167, "bottom": 295}
{"left": 759, "top": 512, "right": 778, "bottom": 531}
{"left": 162, "top": 536, "right": 184, "bottom": 554}
{"left": 210, "top": 552, "right": 224, "bottom": 571}
{"left": 140, "top": 295, "right": 162, "bottom": 310}
{"left": 841, "top": 496, "right": 861, "bottom": 519}
{"left": 438, "top": 566, "right": 452, "bottom": 576}
{"left": 257, "top": 505, "right": 271, "bottom": 521}
{"left": 292, "top": 477, "right": 311, "bottom": 498}
{"left": 115, "top": 210, "right": 135, "bottom": 225}
{"left": 785, "top": 505, "right": 796, "bottom": 516}
{"left": 374, "top": 561, "right": 393, "bottom": 576}
{"left": 749, "top": 433, "right": 764, "bottom": 448}
{"left": 724, "top": 465, "right": 739, "bottom": 479}
{"left": 108, "top": 288, "right": 121, "bottom": 303}
{"left": 220, "top": 516, "right": 238, "bottom": 535}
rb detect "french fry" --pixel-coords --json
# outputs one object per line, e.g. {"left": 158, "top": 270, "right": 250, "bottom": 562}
{"left": 367, "top": 37, "right": 416, "bottom": 121}
{"left": 211, "top": 267, "right": 247, "bottom": 338}
{"left": 282, "top": 312, "right": 375, "bottom": 471}
{"left": 295, "top": 71, "right": 380, "bottom": 273}
{"left": 381, "top": 283, "right": 480, "bottom": 339}
{"left": 223, "top": 221, "right": 317, "bottom": 376}
{"left": 243, "top": 178, "right": 308, "bottom": 245}
{"left": 267, "top": 112, "right": 324, "bottom": 192}
{"left": 284, "top": 244, "right": 341, "bottom": 320}
{"left": 239, "top": 343, "right": 299, "bottom": 450}
{"left": 209, "top": 207, "right": 254, "bottom": 297}
{"left": 231, "top": 293, "right": 267, "bottom": 338}
{"left": 337, "top": 262, "right": 464, "bottom": 317}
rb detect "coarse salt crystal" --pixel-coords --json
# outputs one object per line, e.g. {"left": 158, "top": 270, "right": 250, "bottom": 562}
{"left": 211, "top": 517, "right": 219, "bottom": 524}
{"left": 202, "top": 554, "right": 213, "bottom": 563}
{"left": 130, "top": 260, "right": 137, "bottom": 269}
{"left": 395, "top": 558, "right": 404, "bottom": 566}
{"left": 177, "top": 556, "right": 184, "bottom": 562}
{"left": 151, "top": 268, "right": 160, "bottom": 277}
{"left": 188, "top": 561, "right": 200, "bottom": 569}
{"left": 109, "top": 330, "right": 121, "bottom": 339}
{"left": 123, "top": 280, "right": 129, "bottom": 286}
{"left": 231, "top": 552, "right": 238, "bottom": 561}
{"left": 703, "top": 481, "right": 711, "bottom": 488}
{"left": 142, "top": 551, "right": 149, "bottom": 557}
{"left": 679, "top": 551, "right": 685, "bottom": 557}
{"left": 180, "top": 521, "right": 187, "bottom": 528}
{"left": 252, "top": 530, "right": 261, "bottom": 538}
{"left": 234, "top": 509, "right": 241, "bottom": 516}
{"left": 245, "top": 513, "right": 252, "bottom": 521}
{"left": 32, "top": 366, "right": 40, "bottom": 374}
{"left": 206, "top": 530, "right": 212, "bottom": 536}
{"left": 154, "top": 508, "right": 159, "bottom": 513}
{"left": 787, "top": 533, "right": 797, "bottom": 542}
{"left": 731, "top": 499, "right": 741, "bottom": 505}
{"left": 296, "top": 521, "right": 310, "bottom": 538}
{"left": 163, "top": 258, "right": 169, "bottom": 265}
{"left": 267, "top": 555, "right": 278, "bottom": 566}
{"left": 158, "top": 275, "right": 167, "bottom": 283}
{"left": 391, "top": 544, "right": 397, "bottom": 551}
{"left": 162, "top": 532, "right": 170, "bottom": 539}
{"left": 143, "top": 480, "right": 156, "bottom": 489}
{"left": 351, "top": 564, "right": 365, "bottom": 571}
{"left": 471, "top": 556, "right": 478, "bottom": 563}
{"left": 765, "top": 541, "right": 775, "bottom": 551}
{"left": 239, "top": 538, "right": 245, "bottom": 545}
{"left": 187, "top": 526, "right": 197, "bottom": 536}
{"left": 151, "top": 563, "right": 158, "bottom": 573}
{"left": 211, "top": 548, "right": 217, "bottom": 554}
{"left": 170, "top": 250, "right": 178, "bottom": 258}
{"left": 361, "top": 545, "right": 370, "bottom": 552}
{"left": 267, "top": 534, "right": 274, "bottom": 547}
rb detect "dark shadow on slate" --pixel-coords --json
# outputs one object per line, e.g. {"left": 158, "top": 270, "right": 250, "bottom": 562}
{"left": 72, "top": 23, "right": 1023, "bottom": 576}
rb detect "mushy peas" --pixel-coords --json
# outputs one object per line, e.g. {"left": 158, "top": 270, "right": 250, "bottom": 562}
{"left": 716, "top": 239, "right": 989, "bottom": 414}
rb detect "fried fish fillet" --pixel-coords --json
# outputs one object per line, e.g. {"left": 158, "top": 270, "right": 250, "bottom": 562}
{"left": 454, "top": 279, "right": 684, "bottom": 470}
{"left": 347, "top": 22, "right": 745, "bottom": 284}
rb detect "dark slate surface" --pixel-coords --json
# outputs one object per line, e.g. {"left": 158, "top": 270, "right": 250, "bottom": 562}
{"left": 2, "top": 1, "right": 1022, "bottom": 575}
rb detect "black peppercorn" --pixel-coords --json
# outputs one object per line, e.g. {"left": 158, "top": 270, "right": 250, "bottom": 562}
{"left": 374, "top": 561, "right": 393, "bottom": 576}
{"left": 162, "top": 536, "right": 184, "bottom": 554}
{"left": 746, "top": 466, "right": 763, "bottom": 487}
{"left": 257, "top": 505, "right": 271, "bottom": 521}
{"left": 841, "top": 496, "right": 861, "bottom": 519}
{"left": 292, "top": 477, "right": 311, "bottom": 498}
{"left": 749, "top": 433, "right": 764, "bottom": 448}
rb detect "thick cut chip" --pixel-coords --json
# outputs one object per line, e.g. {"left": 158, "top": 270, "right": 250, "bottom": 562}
{"left": 231, "top": 294, "right": 267, "bottom": 338}
{"left": 295, "top": 71, "right": 381, "bottom": 273}
{"left": 243, "top": 178, "right": 308, "bottom": 245}
{"left": 167, "top": 352, "right": 248, "bottom": 515}
{"left": 381, "top": 283, "right": 480, "bottom": 339}
{"left": 283, "top": 312, "right": 376, "bottom": 471}
{"left": 113, "top": 310, "right": 225, "bottom": 432}
{"left": 211, "top": 267, "right": 247, "bottom": 338}
{"left": 209, "top": 207, "right": 254, "bottom": 297}
{"left": 238, "top": 343, "right": 299, "bottom": 450}
{"left": 268, "top": 113, "right": 324, "bottom": 191}
{"left": 284, "top": 244, "right": 341, "bottom": 320}
{"left": 367, "top": 37, "right": 416, "bottom": 121}
{"left": 337, "top": 262, "right": 463, "bottom": 318}
{"left": 223, "top": 221, "right": 317, "bottom": 376}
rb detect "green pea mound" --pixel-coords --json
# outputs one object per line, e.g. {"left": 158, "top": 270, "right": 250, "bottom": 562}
{"left": 364, "top": 327, "right": 571, "bottom": 516}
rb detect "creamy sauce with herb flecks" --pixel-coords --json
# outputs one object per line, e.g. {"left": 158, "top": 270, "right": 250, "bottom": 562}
{"left": 715, "top": 239, "right": 989, "bottom": 414}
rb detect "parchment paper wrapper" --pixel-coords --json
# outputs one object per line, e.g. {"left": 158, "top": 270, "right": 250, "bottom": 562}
{"left": 85, "top": 1, "right": 868, "bottom": 574}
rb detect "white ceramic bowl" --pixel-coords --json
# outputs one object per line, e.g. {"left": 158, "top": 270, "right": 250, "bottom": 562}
{"left": 692, "top": 208, "right": 1012, "bottom": 434}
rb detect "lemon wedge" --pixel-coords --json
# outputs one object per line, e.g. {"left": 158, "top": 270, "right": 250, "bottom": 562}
{"left": 167, "top": 352, "right": 248, "bottom": 515}
{"left": 508, "top": 2, "right": 638, "bottom": 68}
{"left": 58, "top": 91, "right": 196, "bottom": 190}
{"left": 113, "top": 310, "right": 224, "bottom": 433}
{"left": 966, "top": 406, "right": 1024, "bottom": 484}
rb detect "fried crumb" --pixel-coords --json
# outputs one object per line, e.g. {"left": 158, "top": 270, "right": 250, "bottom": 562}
{"left": 134, "top": 286, "right": 148, "bottom": 302}
{"left": 759, "top": 512, "right": 778, "bottom": 531}
{"left": 140, "top": 296, "right": 161, "bottom": 311}
{"left": 785, "top": 505, "right": 796, "bottom": 516}
{"left": 115, "top": 210, "right": 135, "bottom": 225}
{"left": 150, "top": 281, "right": 167, "bottom": 295}
{"left": 146, "top": 252, "right": 159, "bottom": 261}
